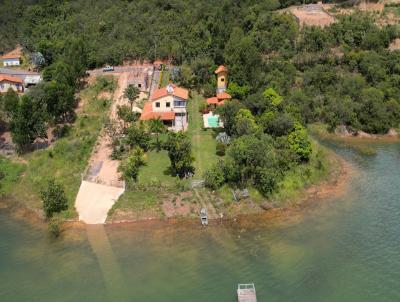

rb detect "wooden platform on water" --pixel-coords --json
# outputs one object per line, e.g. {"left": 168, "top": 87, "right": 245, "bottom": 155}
{"left": 237, "top": 283, "right": 257, "bottom": 302}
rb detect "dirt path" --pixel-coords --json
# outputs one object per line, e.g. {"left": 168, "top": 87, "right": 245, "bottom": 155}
{"left": 75, "top": 73, "right": 130, "bottom": 224}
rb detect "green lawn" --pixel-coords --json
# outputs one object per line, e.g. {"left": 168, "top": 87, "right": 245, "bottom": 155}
{"left": 8, "top": 77, "right": 115, "bottom": 218}
{"left": 187, "top": 93, "right": 219, "bottom": 178}
{"left": 138, "top": 150, "right": 176, "bottom": 185}
{"left": 0, "top": 157, "right": 25, "bottom": 196}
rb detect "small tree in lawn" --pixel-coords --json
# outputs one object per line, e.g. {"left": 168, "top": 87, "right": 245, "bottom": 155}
{"left": 118, "top": 147, "right": 146, "bottom": 181}
{"left": 123, "top": 84, "right": 140, "bottom": 110}
{"left": 148, "top": 118, "right": 165, "bottom": 152}
{"left": 40, "top": 178, "right": 68, "bottom": 218}
{"left": 163, "top": 132, "right": 195, "bottom": 178}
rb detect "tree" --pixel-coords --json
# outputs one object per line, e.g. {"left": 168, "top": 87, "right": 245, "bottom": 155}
{"left": 148, "top": 118, "right": 165, "bottom": 151}
{"left": 254, "top": 167, "right": 278, "bottom": 197}
{"left": 123, "top": 84, "right": 140, "bottom": 110}
{"left": 10, "top": 95, "right": 47, "bottom": 152}
{"left": 40, "top": 178, "right": 68, "bottom": 218}
{"left": 124, "top": 123, "right": 151, "bottom": 151}
{"left": 287, "top": 123, "right": 312, "bottom": 162}
{"left": 263, "top": 87, "right": 283, "bottom": 108}
{"left": 224, "top": 27, "right": 262, "bottom": 86}
{"left": 226, "top": 82, "right": 250, "bottom": 100}
{"left": 215, "top": 100, "right": 244, "bottom": 136}
{"left": 2, "top": 88, "right": 19, "bottom": 118}
{"left": 226, "top": 134, "right": 279, "bottom": 185}
{"left": 163, "top": 131, "right": 195, "bottom": 178}
{"left": 234, "top": 109, "right": 259, "bottom": 136}
{"left": 204, "top": 161, "right": 225, "bottom": 190}
{"left": 118, "top": 147, "right": 146, "bottom": 181}
{"left": 117, "top": 105, "right": 138, "bottom": 128}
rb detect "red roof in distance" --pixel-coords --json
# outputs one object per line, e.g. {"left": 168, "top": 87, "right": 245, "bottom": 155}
{"left": 1, "top": 46, "right": 22, "bottom": 60}
{"left": 215, "top": 65, "right": 228, "bottom": 74}
{"left": 0, "top": 75, "right": 23, "bottom": 83}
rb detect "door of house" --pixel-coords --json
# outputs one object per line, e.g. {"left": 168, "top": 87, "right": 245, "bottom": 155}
{"left": 175, "top": 113, "right": 186, "bottom": 130}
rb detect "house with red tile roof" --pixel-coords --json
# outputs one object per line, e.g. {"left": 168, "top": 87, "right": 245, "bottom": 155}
{"left": 0, "top": 75, "right": 24, "bottom": 93}
{"left": 140, "top": 84, "right": 189, "bottom": 131}
{"left": 1, "top": 46, "right": 22, "bottom": 67}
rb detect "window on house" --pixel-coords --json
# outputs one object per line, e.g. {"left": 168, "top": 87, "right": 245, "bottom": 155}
{"left": 166, "top": 102, "right": 170, "bottom": 108}
{"left": 221, "top": 78, "right": 225, "bottom": 82}
{"left": 138, "top": 84, "right": 142, "bottom": 88}
{"left": 155, "top": 102, "right": 160, "bottom": 108}
{"left": 174, "top": 101, "right": 186, "bottom": 107}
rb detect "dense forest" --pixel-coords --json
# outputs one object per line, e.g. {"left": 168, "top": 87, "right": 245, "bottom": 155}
{"left": 1, "top": 0, "right": 399, "bottom": 139}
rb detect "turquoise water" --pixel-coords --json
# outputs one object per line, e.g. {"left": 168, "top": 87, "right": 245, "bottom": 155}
{"left": 1, "top": 142, "right": 400, "bottom": 301}
{"left": 208, "top": 116, "right": 219, "bottom": 127}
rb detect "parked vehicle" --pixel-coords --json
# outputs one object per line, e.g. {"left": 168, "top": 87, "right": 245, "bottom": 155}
{"left": 103, "top": 65, "right": 114, "bottom": 72}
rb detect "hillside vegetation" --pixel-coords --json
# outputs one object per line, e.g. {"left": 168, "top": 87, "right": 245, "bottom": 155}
{"left": 1, "top": 0, "right": 399, "bottom": 135}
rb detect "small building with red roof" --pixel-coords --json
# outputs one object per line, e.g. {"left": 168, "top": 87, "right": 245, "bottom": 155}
{"left": 0, "top": 75, "right": 24, "bottom": 93}
{"left": 140, "top": 84, "right": 189, "bottom": 130}
{"left": 206, "top": 91, "right": 232, "bottom": 108}
{"left": 1, "top": 46, "right": 22, "bottom": 67}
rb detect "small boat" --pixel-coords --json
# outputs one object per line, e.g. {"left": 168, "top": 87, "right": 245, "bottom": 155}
{"left": 200, "top": 208, "right": 208, "bottom": 226}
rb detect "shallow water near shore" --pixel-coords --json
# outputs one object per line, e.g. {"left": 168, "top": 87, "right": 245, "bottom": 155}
{"left": 1, "top": 142, "right": 400, "bottom": 301}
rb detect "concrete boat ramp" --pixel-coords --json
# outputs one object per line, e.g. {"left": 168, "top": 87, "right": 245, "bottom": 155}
{"left": 75, "top": 181, "right": 124, "bottom": 224}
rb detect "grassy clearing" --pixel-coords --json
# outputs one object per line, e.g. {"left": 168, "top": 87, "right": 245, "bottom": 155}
{"left": 0, "top": 157, "right": 25, "bottom": 196}
{"left": 8, "top": 76, "right": 115, "bottom": 218}
{"left": 158, "top": 67, "right": 171, "bottom": 88}
{"left": 109, "top": 187, "right": 163, "bottom": 214}
{"left": 138, "top": 150, "right": 176, "bottom": 185}
{"left": 187, "top": 93, "right": 219, "bottom": 178}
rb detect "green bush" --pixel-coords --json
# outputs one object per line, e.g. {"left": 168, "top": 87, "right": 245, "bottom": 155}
{"left": 216, "top": 142, "right": 226, "bottom": 156}
{"left": 40, "top": 178, "right": 68, "bottom": 218}
{"left": 204, "top": 161, "right": 225, "bottom": 190}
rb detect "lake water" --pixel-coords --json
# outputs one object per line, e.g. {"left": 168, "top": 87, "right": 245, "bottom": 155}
{"left": 1, "top": 142, "right": 400, "bottom": 301}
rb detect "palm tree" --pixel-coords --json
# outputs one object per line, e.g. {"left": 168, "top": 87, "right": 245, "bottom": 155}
{"left": 123, "top": 84, "right": 140, "bottom": 111}
{"left": 148, "top": 118, "right": 165, "bottom": 152}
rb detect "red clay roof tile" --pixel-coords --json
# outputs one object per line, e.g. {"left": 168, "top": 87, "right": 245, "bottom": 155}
{"left": 150, "top": 84, "right": 189, "bottom": 101}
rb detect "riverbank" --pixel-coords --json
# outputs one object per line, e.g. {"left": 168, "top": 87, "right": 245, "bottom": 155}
{"left": 309, "top": 123, "right": 400, "bottom": 143}
{"left": 106, "top": 144, "right": 354, "bottom": 226}
{"left": 0, "top": 143, "right": 354, "bottom": 231}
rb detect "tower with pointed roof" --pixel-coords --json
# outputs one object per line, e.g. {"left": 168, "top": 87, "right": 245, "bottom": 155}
{"left": 215, "top": 65, "right": 228, "bottom": 94}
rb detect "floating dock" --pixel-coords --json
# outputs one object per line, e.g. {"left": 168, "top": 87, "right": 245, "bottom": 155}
{"left": 237, "top": 283, "right": 257, "bottom": 302}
